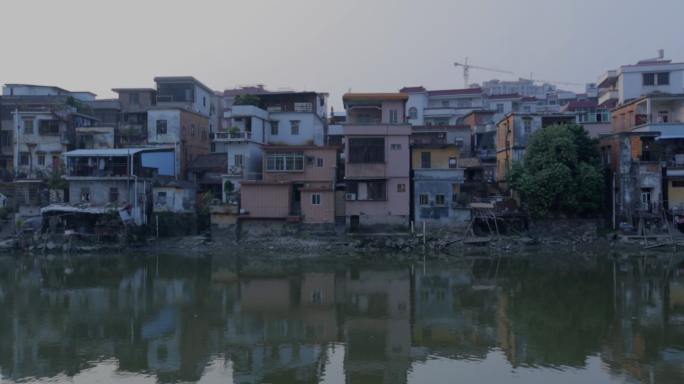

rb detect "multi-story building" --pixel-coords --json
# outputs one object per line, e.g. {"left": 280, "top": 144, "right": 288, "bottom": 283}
{"left": 410, "top": 129, "right": 467, "bottom": 225}
{"left": 1, "top": 84, "right": 98, "bottom": 174}
{"left": 496, "top": 113, "right": 579, "bottom": 184}
{"left": 216, "top": 88, "right": 328, "bottom": 191}
{"left": 559, "top": 101, "right": 611, "bottom": 137}
{"left": 342, "top": 93, "right": 411, "bottom": 232}
{"left": 146, "top": 77, "right": 215, "bottom": 180}
{"left": 401, "top": 86, "right": 487, "bottom": 127}
{"left": 112, "top": 87, "right": 157, "bottom": 146}
{"left": 597, "top": 51, "right": 684, "bottom": 220}
{"left": 239, "top": 146, "right": 338, "bottom": 229}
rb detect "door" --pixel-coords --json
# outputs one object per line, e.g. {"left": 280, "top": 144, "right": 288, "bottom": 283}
{"left": 350, "top": 215, "right": 360, "bottom": 233}
{"left": 421, "top": 152, "right": 431, "bottom": 169}
{"left": 641, "top": 189, "right": 652, "bottom": 210}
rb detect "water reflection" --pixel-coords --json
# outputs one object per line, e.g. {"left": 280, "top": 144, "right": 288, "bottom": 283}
{"left": 0, "top": 251, "right": 682, "bottom": 383}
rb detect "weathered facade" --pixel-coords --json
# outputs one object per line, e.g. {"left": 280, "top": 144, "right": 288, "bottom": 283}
{"left": 343, "top": 93, "right": 411, "bottom": 232}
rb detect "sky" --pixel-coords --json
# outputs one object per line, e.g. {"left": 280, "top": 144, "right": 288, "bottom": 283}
{"left": 1, "top": 0, "right": 683, "bottom": 110}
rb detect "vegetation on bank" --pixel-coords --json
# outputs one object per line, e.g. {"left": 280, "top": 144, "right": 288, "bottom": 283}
{"left": 507, "top": 124, "right": 607, "bottom": 218}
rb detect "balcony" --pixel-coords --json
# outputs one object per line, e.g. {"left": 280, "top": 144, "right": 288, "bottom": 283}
{"left": 632, "top": 114, "right": 684, "bottom": 138}
{"left": 213, "top": 131, "right": 252, "bottom": 141}
{"left": 231, "top": 105, "right": 269, "bottom": 120}
{"left": 598, "top": 90, "right": 618, "bottom": 106}
{"left": 597, "top": 70, "right": 618, "bottom": 88}
{"left": 424, "top": 107, "right": 457, "bottom": 118}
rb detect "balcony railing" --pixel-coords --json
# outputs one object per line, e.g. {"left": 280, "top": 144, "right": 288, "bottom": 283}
{"left": 213, "top": 131, "right": 252, "bottom": 141}
{"left": 636, "top": 113, "right": 684, "bottom": 125}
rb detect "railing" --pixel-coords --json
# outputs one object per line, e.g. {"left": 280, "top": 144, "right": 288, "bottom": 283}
{"left": 636, "top": 113, "right": 684, "bottom": 125}
{"left": 471, "top": 150, "right": 497, "bottom": 160}
{"left": 213, "top": 131, "right": 251, "bottom": 140}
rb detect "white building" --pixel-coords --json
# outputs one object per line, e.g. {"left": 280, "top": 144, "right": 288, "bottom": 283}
{"left": 216, "top": 88, "right": 329, "bottom": 191}
{"left": 400, "top": 86, "right": 487, "bottom": 126}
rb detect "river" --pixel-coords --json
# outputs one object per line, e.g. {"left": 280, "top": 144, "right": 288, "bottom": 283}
{"left": 0, "top": 250, "right": 683, "bottom": 384}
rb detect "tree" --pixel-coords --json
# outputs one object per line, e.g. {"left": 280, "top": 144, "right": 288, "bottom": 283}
{"left": 232, "top": 93, "right": 260, "bottom": 106}
{"left": 507, "top": 124, "right": 606, "bottom": 218}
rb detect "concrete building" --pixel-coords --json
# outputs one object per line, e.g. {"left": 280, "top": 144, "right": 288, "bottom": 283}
{"left": 240, "top": 146, "right": 338, "bottom": 229}
{"left": 343, "top": 93, "right": 411, "bottom": 232}
{"left": 496, "top": 113, "right": 579, "bottom": 183}
{"left": 410, "top": 129, "right": 467, "bottom": 225}
{"left": 216, "top": 88, "right": 328, "bottom": 191}
{"left": 401, "top": 86, "right": 487, "bottom": 127}
{"left": 112, "top": 88, "right": 157, "bottom": 146}
{"left": 560, "top": 101, "right": 611, "bottom": 138}
{"left": 1, "top": 84, "right": 98, "bottom": 174}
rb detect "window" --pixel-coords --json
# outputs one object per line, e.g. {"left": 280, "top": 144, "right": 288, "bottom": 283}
{"left": 421, "top": 152, "right": 431, "bottom": 168}
{"left": 391, "top": 144, "right": 401, "bottom": 150}
{"left": 346, "top": 181, "right": 386, "bottom": 200}
{"left": 24, "top": 119, "right": 34, "bottom": 134}
{"left": 210, "top": 143, "right": 216, "bottom": 152}
{"left": 129, "top": 93, "right": 139, "bottom": 104}
{"left": 389, "top": 110, "right": 398, "bottom": 123}
{"left": 1, "top": 131, "right": 13, "bottom": 147}
{"left": 190, "top": 124, "right": 195, "bottom": 137}
{"left": 203, "top": 96, "right": 206, "bottom": 107}
{"left": 673, "top": 181, "right": 684, "bottom": 187}
{"left": 265, "top": 150, "right": 304, "bottom": 171}
{"left": 20, "top": 155, "right": 29, "bottom": 165}
{"left": 291, "top": 120, "right": 299, "bottom": 135}
{"left": 442, "top": 101, "right": 449, "bottom": 107}
{"left": 39, "top": 120, "right": 60, "bottom": 135}
{"left": 349, "top": 138, "right": 384, "bottom": 163}
{"left": 496, "top": 104, "right": 504, "bottom": 113}
{"left": 420, "top": 194, "right": 429, "bottom": 205}
{"left": 643, "top": 73, "right": 655, "bottom": 85}
{"left": 234, "top": 154, "right": 244, "bottom": 166}
{"left": 182, "top": 125, "right": 186, "bottom": 135}
{"left": 201, "top": 126, "right": 206, "bottom": 140}
{"left": 156, "top": 120, "right": 167, "bottom": 134}
{"left": 523, "top": 106, "right": 531, "bottom": 112}
{"left": 271, "top": 121, "right": 279, "bottom": 135}
{"left": 523, "top": 120, "right": 532, "bottom": 135}
{"left": 311, "top": 290, "right": 323, "bottom": 303}
{"left": 311, "top": 193, "right": 322, "bottom": 205}
{"left": 397, "top": 184, "right": 406, "bottom": 192}
{"left": 657, "top": 72, "right": 669, "bottom": 85}
{"left": 157, "top": 192, "right": 167, "bottom": 204}
{"left": 409, "top": 107, "right": 417, "bottom": 119}
{"left": 109, "top": 187, "right": 119, "bottom": 203}
{"left": 356, "top": 113, "right": 371, "bottom": 123}
{"left": 316, "top": 158, "right": 323, "bottom": 167}
{"left": 435, "top": 194, "right": 445, "bottom": 205}
{"left": 38, "top": 155, "right": 45, "bottom": 165}
{"left": 457, "top": 100, "right": 471, "bottom": 108}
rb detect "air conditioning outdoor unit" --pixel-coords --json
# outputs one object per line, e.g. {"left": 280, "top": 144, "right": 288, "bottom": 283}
{"left": 345, "top": 193, "right": 356, "bottom": 200}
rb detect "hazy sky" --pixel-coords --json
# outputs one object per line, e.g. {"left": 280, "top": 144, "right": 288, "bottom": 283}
{"left": 2, "top": 0, "right": 683, "bottom": 110}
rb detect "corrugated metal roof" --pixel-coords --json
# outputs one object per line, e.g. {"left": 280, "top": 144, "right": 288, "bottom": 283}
{"left": 62, "top": 147, "right": 171, "bottom": 156}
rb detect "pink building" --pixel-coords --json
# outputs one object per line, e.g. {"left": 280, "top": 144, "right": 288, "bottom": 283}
{"left": 342, "top": 93, "right": 411, "bottom": 232}
{"left": 240, "top": 146, "right": 338, "bottom": 228}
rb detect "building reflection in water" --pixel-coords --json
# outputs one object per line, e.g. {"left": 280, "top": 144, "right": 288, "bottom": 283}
{"left": 0, "top": 253, "right": 682, "bottom": 384}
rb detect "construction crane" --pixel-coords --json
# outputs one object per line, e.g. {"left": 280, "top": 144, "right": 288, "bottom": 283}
{"left": 454, "top": 58, "right": 513, "bottom": 88}
{"left": 528, "top": 73, "right": 583, "bottom": 87}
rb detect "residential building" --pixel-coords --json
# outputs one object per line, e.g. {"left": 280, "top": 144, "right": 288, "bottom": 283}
{"left": 496, "top": 113, "right": 579, "bottom": 183}
{"left": 596, "top": 52, "right": 684, "bottom": 220}
{"left": 83, "top": 98, "right": 120, "bottom": 127}
{"left": 1, "top": 84, "right": 97, "bottom": 174}
{"left": 343, "top": 93, "right": 411, "bottom": 232}
{"left": 112, "top": 88, "right": 157, "bottom": 146}
{"left": 486, "top": 94, "right": 540, "bottom": 122}
{"left": 187, "top": 153, "right": 227, "bottom": 198}
{"left": 464, "top": 110, "right": 497, "bottom": 164}
{"left": 217, "top": 88, "right": 328, "bottom": 191}
{"left": 401, "top": 86, "right": 487, "bottom": 126}
{"left": 410, "top": 129, "right": 467, "bottom": 225}
{"left": 152, "top": 180, "right": 196, "bottom": 214}
{"left": 478, "top": 78, "right": 550, "bottom": 97}
{"left": 240, "top": 146, "right": 338, "bottom": 228}
{"left": 597, "top": 50, "right": 684, "bottom": 107}
{"left": 560, "top": 101, "right": 611, "bottom": 137}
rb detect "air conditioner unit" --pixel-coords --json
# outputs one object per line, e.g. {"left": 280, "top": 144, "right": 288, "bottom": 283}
{"left": 345, "top": 193, "right": 356, "bottom": 200}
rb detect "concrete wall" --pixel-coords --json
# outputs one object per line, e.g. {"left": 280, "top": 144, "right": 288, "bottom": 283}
{"left": 15, "top": 111, "right": 67, "bottom": 174}
{"left": 153, "top": 186, "right": 195, "bottom": 213}
{"left": 411, "top": 147, "right": 460, "bottom": 169}
{"left": 344, "top": 125, "right": 411, "bottom": 178}
{"left": 620, "top": 66, "right": 684, "bottom": 104}
{"left": 528, "top": 218, "right": 602, "bottom": 239}
{"left": 68, "top": 178, "right": 149, "bottom": 205}
{"left": 75, "top": 127, "right": 115, "bottom": 149}
{"left": 261, "top": 147, "right": 337, "bottom": 183}
{"left": 413, "top": 169, "right": 466, "bottom": 224}
{"left": 300, "top": 189, "right": 334, "bottom": 224}
{"left": 210, "top": 204, "right": 239, "bottom": 241}
{"left": 266, "top": 112, "right": 325, "bottom": 146}
{"left": 669, "top": 178, "right": 684, "bottom": 210}
{"left": 241, "top": 183, "right": 291, "bottom": 217}
{"left": 118, "top": 91, "right": 155, "bottom": 111}
{"left": 406, "top": 93, "right": 429, "bottom": 125}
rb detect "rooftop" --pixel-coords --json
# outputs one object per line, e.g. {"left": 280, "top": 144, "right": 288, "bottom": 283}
{"left": 399, "top": 86, "right": 427, "bottom": 93}
{"left": 4, "top": 83, "right": 70, "bottom": 93}
{"left": 458, "top": 157, "right": 482, "bottom": 169}
{"left": 188, "top": 153, "right": 228, "bottom": 171}
{"left": 153, "top": 76, "right": 214, "bottom": 94}
{"left": 561, "top": 101, "right": 600, "bottom": 111}
{"left": 426, "top": 88, "right": 485, "bottom": 96}
{"left": 343, "top": 93, "right": 409, "bottom": 100}
{"left": 112, "top": 88, "right": 156, "bottom": 93}
{"left": 488, "top": 93, "right": 523, "bottom": 100}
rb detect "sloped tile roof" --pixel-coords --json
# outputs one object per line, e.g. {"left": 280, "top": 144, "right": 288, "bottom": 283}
{"left": 458, "top": 157, "right": 482, "bottom": 169}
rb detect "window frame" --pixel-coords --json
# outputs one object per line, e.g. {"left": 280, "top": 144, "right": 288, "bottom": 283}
{"left": 389, "top": 109, "right": 398, "bottom": 123}
{"left": 419, "top": 194, "right": 429, "bottom": 205}
{"left": 316, "top": 158, "right": 324, "bottom": 168}
{"left": 441, "top": 101, "right": 449, "bottom": 108}
{"left": 346, "top": 180, "right": 387, "bottom": 201}
{"left": 390, "top": 144, "right": 401, "bottom": 150}
{"left": 20, "top": 154, "right": 29, "bottom": 166}
{"left": 348, "top": 138, "right": 385, "bottom": 164}
{"left": 109, "top": 187, "right": 119, "bottom": 203}
{"left": 408, "top": 107, "right": 417, "bottom": 119}
{"left": 156, "top": 120, "right": 167, "bottom": 134}
{"left": 129, "top": 93, "right": 140, "bottom": 104}
{"left": 311, "top": 193, "right": 322, "bottom": 205}
{"left": 24, "top": 119, "right": 34, "bottom": 134}
{"left": 496, "top": 104, "right": 504, "bottom": 113}
{"left": 191, "top": 124, "right": 195, "bottom": 137}
{"left": 265, "top": 150, "right": 304, "bottom": 172}
{"left": 234, "top": 154, "right": 244, "bottom": 166}
{"left": 290, "top": 120, "right": 300, "bottom": 135}
{"left": 523, "top": 119, "right": 532, "bottom": 135}
{"left": 435, "top": 194, "right": 445, "bottom": 205}
{"left": 271, "top": 121, "right": 279, "bottom": 135}
{"left": 37, "top": 155, "right": 45, "bottom": 165}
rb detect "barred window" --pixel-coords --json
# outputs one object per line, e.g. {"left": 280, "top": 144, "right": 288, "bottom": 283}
{"left": 271, "top": 121, "right": 279, "bottom": 135}
{"left": 349, "top": 138, "right": 384, "bottom": 163}
{"left": 24, "top": 119, "right": 34, "bottom": 134}
{"left": 156, "top": 120, "right": 167, "bottom": 134}
{"left": 346, "top": 181, "right": 386, "bottom": 200}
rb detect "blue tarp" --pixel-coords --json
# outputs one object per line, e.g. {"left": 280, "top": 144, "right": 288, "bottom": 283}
{"left": 142, "top": 152, "right": 175, "bottom": 176}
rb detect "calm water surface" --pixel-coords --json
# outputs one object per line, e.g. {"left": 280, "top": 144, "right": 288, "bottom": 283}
{"left": 0, "top": 251, "right": 683, "bottom": 384}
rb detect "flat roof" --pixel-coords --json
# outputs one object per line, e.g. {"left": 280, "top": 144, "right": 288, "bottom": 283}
{"left": 4, "top": 83, "right": 70, "bottom": 93}
{"left": 154, "top": 76, "right": 214, "bottom": 94}
{"left": 112, "top": 88, "right": 156, "bottom": 93}
{"left": 260, "top": 146, "right": 338, "bottom": 150}
{"left": 62, "top": 147, "right": 172, "bottom": 156}
{"left": 343, "top": 93, "right": 408, "bottom": 100}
